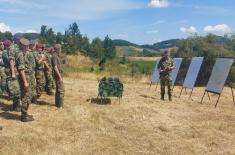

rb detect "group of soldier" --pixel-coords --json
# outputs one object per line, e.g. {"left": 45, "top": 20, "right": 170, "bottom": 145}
{"left": 0, "top": 37, "right": 64, "bottom": 124}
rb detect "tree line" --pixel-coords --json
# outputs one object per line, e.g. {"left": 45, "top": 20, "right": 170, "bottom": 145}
{"left": 0, "top": 22, "right": 116, "bottom": 60}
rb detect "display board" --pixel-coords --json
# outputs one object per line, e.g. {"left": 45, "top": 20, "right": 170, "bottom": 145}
{"left": 172, "top": 58, "right": 183, "bottom": 85}
{"left": 183, "top": 57, "right": 204, "bottom": 89}
{"left": 151, "top": 61, "right": 160, "bottom": 82}
{"left": 206, "top": 58, "right": 234, "bottom": 94}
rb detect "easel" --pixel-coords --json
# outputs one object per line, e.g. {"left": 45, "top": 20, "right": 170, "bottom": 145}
{"left": 149, "top": 81, "right": 159, "bottom": 90}
{"left": 200, "top": 88, "right": 234, "bottom": 108}
{"left": 179, "top": 87, "right": 193, "bottom": 100}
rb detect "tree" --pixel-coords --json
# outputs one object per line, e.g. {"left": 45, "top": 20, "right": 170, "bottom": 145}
{"left": 103, "top": 35, "right": 116, "bottom": 59}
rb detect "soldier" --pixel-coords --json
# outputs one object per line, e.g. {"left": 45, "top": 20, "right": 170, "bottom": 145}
{"left": 29, "top": 40, "right": 37, "bottom": 103}
{"left": 2, "top": 39, "right": 22, "bottom": 112}
{"left": 44, "top": 46, "right": 54, "bottom": 95}
{"left": 18, "top": 38, "right": 34, "bottom": 122}
{"left": 35, "top": 43, "right": 45, "bottom": 100}
{"left": 0, "top": 42, "right": 7, "bottom": 95}
{"left": 52, "top": 44, "right": 64, "bottom": 108}
{"left": 158, "top": 50, "right": 175, "bottom": 101}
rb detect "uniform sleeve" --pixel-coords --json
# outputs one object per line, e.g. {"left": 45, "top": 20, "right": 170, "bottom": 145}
{"left": 16, "top": 52, "right": 25, "bottom": 70}
{"left": 52, "top": 55, "right": 57, "bottom": 67}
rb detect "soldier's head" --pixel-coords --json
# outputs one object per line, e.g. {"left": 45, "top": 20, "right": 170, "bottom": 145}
{"left": 164, "top": 50, "right": 170, "bottom": 59}
{"left": 0, "top": 42, "right": 4, "bottom": 50}
{"left": 54, "top": 44, "right": 61, "bottom": 56}
{"left": 19, "top": 38, "right": 30, "bottom": 52}
{"left": 3, "top": 39, "right": 12, "bottom": 49}
{"left": 36, "top": 43, "right": 43, "bottom": 53}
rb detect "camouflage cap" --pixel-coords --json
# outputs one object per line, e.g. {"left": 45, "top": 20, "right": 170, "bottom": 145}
{"left": 54, "top": 44, "right": 61, "bottom": 49}
{"left": 20, "top": 38, "right": 30, "bottom": 46}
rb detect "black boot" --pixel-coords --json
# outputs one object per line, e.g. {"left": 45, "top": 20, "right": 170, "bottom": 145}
{"left": 21, "top": 113, "right": 34, "bottom": 122}
{"left": 161, "top": 94, "right": 165, "bottom": 101}
{"left": 169, "top": 94, "right": 172, "bottom": 101}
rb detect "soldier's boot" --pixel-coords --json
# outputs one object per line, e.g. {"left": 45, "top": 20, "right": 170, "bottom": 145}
{"left": 12, "top": 99, "right": 22, "bottom": 112}
{"left": 31, "top": 97, "right": 37, "bottom": 104}
{"left": 169, "top": 95, "right": 172, "bottom": 101}
{"left": 161, "top": 94, "right": 165, "bottom": 101}
{"left": 21, "top": 113, "right": 34, "bottom": 122}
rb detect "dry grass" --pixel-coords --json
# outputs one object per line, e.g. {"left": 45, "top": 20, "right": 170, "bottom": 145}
{"left": 127, "top": 57, "right": 160, "bottom": 62}
{"left": 0, "top": 76, "right": 235, "bottom": 155}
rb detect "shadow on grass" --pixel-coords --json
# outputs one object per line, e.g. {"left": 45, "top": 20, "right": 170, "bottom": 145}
{"left": 88, "top": 98, "right": 111, "bottom": 105}
{"left": 0, "top": 112, "right": 19, "bottom": 121}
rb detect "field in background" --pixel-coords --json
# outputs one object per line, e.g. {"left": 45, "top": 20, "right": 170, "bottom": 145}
{"left": 0, "top": 77, "right": 235, "bottom": 155}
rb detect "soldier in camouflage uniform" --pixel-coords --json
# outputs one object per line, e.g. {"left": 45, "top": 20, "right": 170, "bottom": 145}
{"left": 158, "top": 50, "right": 175, "bottom": 101}
{"left": 44, "top": 46, "right": 54, "bottom": 95}
{"left": 35, "top": 43, "right": 45, "bottom": 100}
{"left": 52, "top": 44, "right": 64, "bottom": 108}
{"left": 0, "top": 42, "right": 7, "bottom": 95}
{"left": 2, "top": 40, "right": 24, "bottom": 112}
{"left": 18, "top": 38, "right": 34, "bottom": 122}
{"left": 29, "top": 40, "right": 37, "bottom": 103}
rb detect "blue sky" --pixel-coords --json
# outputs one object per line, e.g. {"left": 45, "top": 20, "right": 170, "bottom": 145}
{"left": 0, "top": 0, "right": 234, "bottom": 44}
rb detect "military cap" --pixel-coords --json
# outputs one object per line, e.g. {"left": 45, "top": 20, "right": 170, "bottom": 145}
{"left": 3, "top": 39, "right": 12, "bottom": 47}
{"left": 20, "top": 38, "right": 30, "bottom": 46}
{"left": 54, "top": 44, "right": 61, "bottom": 49}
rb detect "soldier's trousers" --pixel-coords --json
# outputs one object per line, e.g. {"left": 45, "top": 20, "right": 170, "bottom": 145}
{"left": 55, "top": 80, "right": 64, "bottom": 108}
{"left": 6, "top": 76, "right": 21, "bottom": 107}
{"left": 36, "top": 70, "right": 45, "bottom": 98}
{"left": 20, "top": 74, "right": 31, "bottom": 115}
{"left": 160, "top": 77, "right": 173, "bottom": 98}
{"left": 0, "top": 66, "right": 7, "bottom": 94}
{"left": 44, "top": 69, "right": 54, "bottom": 94}
{"left": 30, "top": 71, "right": 37, "bottom": 100}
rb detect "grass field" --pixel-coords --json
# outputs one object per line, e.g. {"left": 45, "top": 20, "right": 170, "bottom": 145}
{"left": 0, "top": 76, "right": 235, "bottom": 155}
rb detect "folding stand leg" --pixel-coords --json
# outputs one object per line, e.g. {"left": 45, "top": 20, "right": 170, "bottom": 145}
{"left": 188, "top": 89, "right": 194, "bottom": 101}
{"left": 155, "top": 82, "right": 159, "bottom": 90}
{"left": 207, "top": 92, "right": 211, "bottom": 101}
{"left": 215, "top": 95, "right": 221, "bottom": 108}
{"left": 179, "top": 87, "right": 184, "bottom": 98}
{"left": 200, "top": 91, "right": 206, "bottom": 104}
{"left": 231, "top": 87, "right": 235, "bottom": 106}
{"left": 184, "top": 88, "right": 188, "bottom": 95}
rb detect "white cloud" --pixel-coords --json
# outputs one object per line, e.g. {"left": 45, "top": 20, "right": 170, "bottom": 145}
{"left": 204, "top": 24, "right": 231, "bottom": 34}
{"left": 148, "top": 0, "right": 169, "bottom": 8}
{"left": 146, "top": 30, "right": 159, "bottom": 34}
{"left": 0, "top": 23, "right": 11, "bottom": 32}
{"left": 117, "top": 34, "right": 129, "bottom": 39}
{"left": 180, "top": 26, "right": 197, "bottom": 33}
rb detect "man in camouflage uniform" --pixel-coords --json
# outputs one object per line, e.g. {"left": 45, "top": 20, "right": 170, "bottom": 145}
{"left": 2, "top": 40, "right": 24, "bottom": 112}
{"left": 29, "top": 40, "right": 37, "bottom": 103}
{"left": 44, "top": 46, "right": 54, "bottom": 95}
{"left": 52, "top": 44, "right": 64, "bottom": 108}
{"left": 0, "top": 42, "right": 7, "bottom": 95}
{"left": 158, "top": 50, "right": 175, "bottom": 101}
{"left": 18, "top": 38, "right": 34, "bottom": 122}
{"left": 35, "top": 43, "right": 45, "bottom": 100}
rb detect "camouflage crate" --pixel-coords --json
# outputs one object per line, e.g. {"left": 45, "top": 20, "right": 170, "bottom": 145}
{"left": 98, "top": 77, "right": 123, "bottom": 97}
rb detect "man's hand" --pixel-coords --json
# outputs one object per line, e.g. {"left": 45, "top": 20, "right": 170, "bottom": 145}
{"left": 24, "top": 81, "right": 29, "bottom": 88}
{"left": 12, "top": 73, "right": 16, "bottom": 80}
{"left": 59, "top": 78, "right": 63, "bottom": 84}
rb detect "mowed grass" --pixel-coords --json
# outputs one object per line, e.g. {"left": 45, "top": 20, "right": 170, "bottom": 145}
{"left": 0, "top": 76, "right": 235, "bottom": 155}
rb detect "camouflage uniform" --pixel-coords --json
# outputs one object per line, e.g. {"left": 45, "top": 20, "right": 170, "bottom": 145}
{"left": 30, "top": 49, "right": 37, "bottom": 102}
{"left": 3, "top": 45, "right": 24, "bottom": 110}
{"left": 52, "top": 53, "right": 64, "bottom": 108}
{"left": 35, "top": 51, "right": 45, "bottom": 99}
{"left": 0, "top": 50, "right": 7, "bottom": 95}
{"left": 20, "top": 50, "right": 34, "bottom": 115}
{"left": 44, "top": 52, "right": 54, "bottom": 95}
{"left": 158, "top": 57, "right": 174, "bottom": 100}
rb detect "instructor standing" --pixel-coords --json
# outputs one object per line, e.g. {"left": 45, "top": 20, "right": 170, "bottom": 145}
{"left": 158, "top": 50, "right": 175, "bottom": 101}
{"left": 52, "top": 44, "right": 64, "bottom": 108}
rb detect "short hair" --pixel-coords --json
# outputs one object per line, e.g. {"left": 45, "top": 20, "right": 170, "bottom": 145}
{"left": 164, "top": 50, "right": 170, "bottom": 54}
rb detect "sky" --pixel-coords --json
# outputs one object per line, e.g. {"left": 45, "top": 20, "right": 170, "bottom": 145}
{"left": 0, "top": 0, "right": 234, "bottom": 45}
